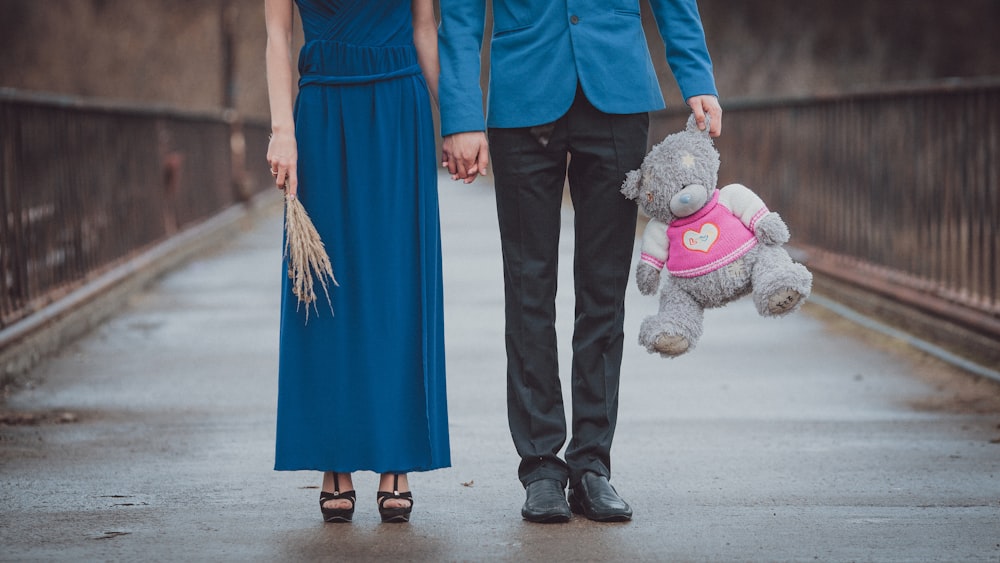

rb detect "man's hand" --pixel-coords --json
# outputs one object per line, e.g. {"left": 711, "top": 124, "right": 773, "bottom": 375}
{"left": 442, "top": 131, "right": 489, "bottom": 184}
{"left": 686, "top": 95, "right": 723, "bottom": 138}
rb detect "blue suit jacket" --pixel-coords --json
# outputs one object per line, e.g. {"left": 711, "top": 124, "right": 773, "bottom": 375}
{"left": 438, "top": 0, "right": 718, "bottom": 136}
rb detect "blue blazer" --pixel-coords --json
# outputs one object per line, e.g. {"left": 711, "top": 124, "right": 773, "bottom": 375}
{"left": 438, "top": 0, "right": 718, "bottom": 136}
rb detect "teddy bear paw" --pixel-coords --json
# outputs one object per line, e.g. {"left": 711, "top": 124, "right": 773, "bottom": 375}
{"left": 652, "top": 334, "right": 690, "bottom": 357}
{"left": 766, "top": 288, "right": 804, "bottom": 316}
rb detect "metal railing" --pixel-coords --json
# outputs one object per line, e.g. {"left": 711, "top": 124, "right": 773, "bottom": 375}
{"left": 0, "top": 89, "right": 273, "bottom": 330}
{"left": 651, "top": 78, "right": 1000, "bottom": 343}
{"left": 3, "top": 80, "right": 998, "bottom": 352}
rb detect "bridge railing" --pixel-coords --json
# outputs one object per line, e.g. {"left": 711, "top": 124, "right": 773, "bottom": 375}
{"left": 3, "top": 80, "right": 998, "bottom": 365}
{"left": 0, "top": 89, "right": 273, "bottom": 330}
{"left": 651, "top": 78, "right": 999, "bottom": 362}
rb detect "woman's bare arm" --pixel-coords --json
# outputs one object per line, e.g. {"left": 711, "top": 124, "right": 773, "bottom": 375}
{"left": 412, "top": 0, "right": 440, "bottom": 105}
{"left": 264, "top": 0, "right": 298, "bottom": 195}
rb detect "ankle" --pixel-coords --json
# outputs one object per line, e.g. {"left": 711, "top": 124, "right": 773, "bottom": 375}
{"left": 323, "top": 471, "right": 354, "bottom": 493}
{"left": 379, "top": 473, "right": 409, "bottom": 493}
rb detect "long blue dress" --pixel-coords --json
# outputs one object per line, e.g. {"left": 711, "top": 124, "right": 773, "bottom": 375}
{"left": 274, "top": 0, "right": 450, "bottom": 474}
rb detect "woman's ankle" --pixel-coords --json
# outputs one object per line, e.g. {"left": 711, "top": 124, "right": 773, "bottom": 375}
{"left": 378, "top": 473, "right": 409, "bottom": 492}
{"left": 323, "top": 471, "right": 354, "bottom": 493}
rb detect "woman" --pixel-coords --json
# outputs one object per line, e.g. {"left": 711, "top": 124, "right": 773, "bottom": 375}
{"left": 265, "top": 0, "right": 449, "bottom": 524}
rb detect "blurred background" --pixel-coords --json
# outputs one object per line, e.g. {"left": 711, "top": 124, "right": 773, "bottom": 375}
{"left": 2, "top": 1, "right": 998, "bottom": 117}
{"left": 1, "top": 0, "right": 998, "bottom": 379}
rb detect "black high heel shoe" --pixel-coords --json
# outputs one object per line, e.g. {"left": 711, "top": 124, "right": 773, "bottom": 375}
{"left": 319, "top": 473, "right": 356, "bottom": 523}
{"left": 377, "top": 474, "right": 413, "bottom": 523}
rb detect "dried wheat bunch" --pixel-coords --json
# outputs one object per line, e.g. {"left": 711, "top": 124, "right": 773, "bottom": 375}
{"left": 284, "top": 192, "right": 337, "bottom": 321}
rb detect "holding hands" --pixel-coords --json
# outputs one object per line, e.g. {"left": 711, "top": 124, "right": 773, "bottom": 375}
{"left": 442, "top": 131, "right": 489, "bottom": 184}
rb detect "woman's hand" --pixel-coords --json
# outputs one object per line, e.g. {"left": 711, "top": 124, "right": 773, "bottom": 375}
{"left": 442, "top": 131, "right": 489, "bottom": 184}
{"left": 267, "top": 130, "right": 298, "bottom": 197}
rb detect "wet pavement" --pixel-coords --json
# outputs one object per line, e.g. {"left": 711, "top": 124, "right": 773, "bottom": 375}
{"left": 2, "top": 175, "right": 999, "bottom": 562}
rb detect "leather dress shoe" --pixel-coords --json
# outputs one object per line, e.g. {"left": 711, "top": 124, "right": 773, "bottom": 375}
{"left": 568, "top": 472, "right": 632, "bottom": 522}
{"left": 521, "top": 479, "right": 571, "bottom": 523}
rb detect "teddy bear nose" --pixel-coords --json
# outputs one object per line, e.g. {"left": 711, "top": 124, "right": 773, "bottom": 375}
{"left": 679, "top": 194, "right": 692, "bottom": 204}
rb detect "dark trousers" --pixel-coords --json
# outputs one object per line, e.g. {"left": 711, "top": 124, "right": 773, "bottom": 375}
{"left": 488, "top": 88, "right": 649, "bottom": 488}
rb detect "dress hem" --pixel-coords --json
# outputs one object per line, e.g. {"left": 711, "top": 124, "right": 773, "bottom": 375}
{"left": 273, "top": 462, "right": 452, "bottom": 473}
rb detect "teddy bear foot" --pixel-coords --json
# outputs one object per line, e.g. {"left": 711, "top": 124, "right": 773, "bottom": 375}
{"left": 652, "top": 334, "right": 690, "bottom": 357}
{"left": 766, "top": 288, "right": 805, "bottom": 316}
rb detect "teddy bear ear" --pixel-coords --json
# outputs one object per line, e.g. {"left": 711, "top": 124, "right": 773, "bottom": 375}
{"left": 621, "top": 168, "right": 642, "bottom": 200}
{"left": 685, "top": 113, "right": 712, "bottom": 135}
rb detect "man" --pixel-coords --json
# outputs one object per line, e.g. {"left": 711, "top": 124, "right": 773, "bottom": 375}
{"left": 439, "top": 1, "right": 723, "bottom": 523}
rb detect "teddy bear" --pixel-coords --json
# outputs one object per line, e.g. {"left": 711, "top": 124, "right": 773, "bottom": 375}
{"left": 620, "top": 114, "right": 812, "bottom": 358}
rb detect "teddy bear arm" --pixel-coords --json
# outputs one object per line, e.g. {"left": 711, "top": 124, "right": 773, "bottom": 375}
{"left": 754, "top": 212, "right": 790, "bottom": 245}
{"left": 636, "top": 262, "right": 661, "bottom": 295}
{"left": 718, "top": 183, "right": 789, "bottom": 244}
{"left": 637, "top": 219, "right": 668, "bottom": 295}
{"left": 639, "top": 218, "right": 669, "bottom": 267}
{"left": 718, "top": 184, "right": 769, "bottom": 224}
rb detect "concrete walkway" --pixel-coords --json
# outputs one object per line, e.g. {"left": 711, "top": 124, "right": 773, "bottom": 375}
{"left": 2, "top": 176, "right": 999, "bottom": 562}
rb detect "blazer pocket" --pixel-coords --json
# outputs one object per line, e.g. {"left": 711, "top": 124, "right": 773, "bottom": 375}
{"left": 613, "top": 9, "right": 641, "bottom": 18}
{"left": 493, "top": 23, "right": 533, "bottom": 38}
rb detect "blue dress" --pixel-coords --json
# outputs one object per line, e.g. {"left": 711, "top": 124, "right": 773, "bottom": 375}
{"left": 275, "top": 0, "right": 450, "bottom": 473}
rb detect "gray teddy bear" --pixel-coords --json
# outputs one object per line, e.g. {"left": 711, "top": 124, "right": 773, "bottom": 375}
{"left": 621, "top": 114, "right": 813, "bottom": 358}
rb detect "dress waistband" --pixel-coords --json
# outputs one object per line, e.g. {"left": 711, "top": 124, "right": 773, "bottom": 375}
{"left": 299, "top": 64, "right": 421, "bottom": 87}
{"left": 298, "top": 39, "right": 421, "bottom": 88}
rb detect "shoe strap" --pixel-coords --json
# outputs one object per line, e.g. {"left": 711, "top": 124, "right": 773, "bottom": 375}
{"left": 320, "top": 489, "right": 356, "bottom": 506}
{"left": 377, "top": 490, "right": 413, "bottom": 508}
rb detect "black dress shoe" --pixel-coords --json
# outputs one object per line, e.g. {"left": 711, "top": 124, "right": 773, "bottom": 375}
{"left": 521, "top": 479, "right": 571, "bottom": 523}
{"left": 568, "top": 473, "right": 632, "bottom": 522}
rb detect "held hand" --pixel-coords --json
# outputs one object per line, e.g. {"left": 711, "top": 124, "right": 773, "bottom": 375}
{"left": 686, "top": 95, "right": 723, "bottom": 138}
{"left": 267, "top": 130, "right": 299, "bottom": 197}
{"left": 442, "top": 131, "right": 489, "bottom": 184}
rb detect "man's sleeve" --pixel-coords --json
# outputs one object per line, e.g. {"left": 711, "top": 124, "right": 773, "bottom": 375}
{"left": 438, "top": 0, "right": 488, "bottom": 136}
{"left": 647, "top": 0, "right": 719, "bottom": 100}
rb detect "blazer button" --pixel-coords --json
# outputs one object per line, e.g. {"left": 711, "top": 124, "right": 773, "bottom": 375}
{"left": 570, "top": 15, "right": 580, "bottom": 24}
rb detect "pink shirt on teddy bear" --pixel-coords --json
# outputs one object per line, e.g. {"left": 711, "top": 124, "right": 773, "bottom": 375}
{"left": 640, "top": 185, "right": 770, "bottom": 278}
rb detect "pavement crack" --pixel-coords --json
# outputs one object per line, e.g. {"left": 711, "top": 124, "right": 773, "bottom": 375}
{"left": 0, "top": 410, "right": 79, "bottom": 426}
{"left": 92, "top": 531, "right": 130, "bottom": 540}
